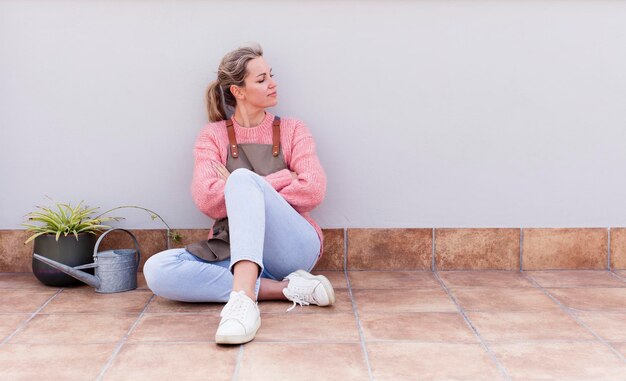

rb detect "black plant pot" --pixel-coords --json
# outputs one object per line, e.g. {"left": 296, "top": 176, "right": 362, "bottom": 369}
{"left": 32, "top": 233, "right": 97, "bottom": 287}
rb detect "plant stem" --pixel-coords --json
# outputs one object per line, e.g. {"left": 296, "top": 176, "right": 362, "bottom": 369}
{"left": 95, "top": 206, "right": 173, "bottom": 249}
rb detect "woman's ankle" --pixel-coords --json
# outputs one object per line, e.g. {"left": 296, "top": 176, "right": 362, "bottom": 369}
{"left": 257, "top": 279, "right": 289, "bottom": 301}
{"left": 234, "top": 289, "right": 256, "bottom": 301}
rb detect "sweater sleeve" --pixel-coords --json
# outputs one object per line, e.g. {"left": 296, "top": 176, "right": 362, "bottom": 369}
{"left": 264, "top": 169, "right": 293, "bottom": 192}
{"left": 278, "top": 120, "right": 327, "bottom": 212}
{"left": 190, "top": 127, "right": 228, "bottom": 220}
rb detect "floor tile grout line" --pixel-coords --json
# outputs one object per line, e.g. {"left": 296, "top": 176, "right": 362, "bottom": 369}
{"left": 0, "top": 287, "right": 65, "bottom": 290}
{"left": 484, "top": 338, "right": 616, "bottom": 344}
{"left": 448, "top": 285, "right": 626, "bottom": 290}
{"left": 608, "top": 270, "right": 626, "bottom": 283}
{"left": 524, "top": 269, "right": 623, "bottom": 272}
{"left": 432, "top": 228, "right": 436, "bottom": 271}
{"left": 456, "top": 307, "right": 626, "bottom": 313}
{"left": 122, "top": 340, "right": 365, "bottom": 345}
{"left": 439, "top": 269, "right": 624, "bottom": 273}
{"left": 519, "top": 228, "right": 523, "bottom": 272}
{"left": 230, "top": 344, "right": 244, "bottom": 381}
{"left": 132, "top": 311, "right": 360, "bottom": 315}
{"left": 345, "top": 271, "right": 374, "bottom": 380}
{"left": 344, "top": 269, "right": 624, "bottom": 274}
{"left": 0, "top": 311, "right": 219, "bottom": 315}
{"left": 521, "top": 273, "right": 626, "bottom": 364}
{"left": 95, "top": 293, "right": 156, "bottom": 381}
{"left": 343, "top": 228, "right": 348, "bottom": 272}
{"left": 1, "top": 288, "right": 64, "bottom": 346}
{"left": 432, "top": 271, "right": 512, "bottom": 381}
{"left": 363, "top": 338, "right": 603, "bottom": 344}
{"left": 4, "top": 337, "right": 613, "bottom": 345}
{"left": 606, "top": 226, "right": 611, "bottom": 271}
{"left": 344, "top": 228, "right": 374, "bottom": 380}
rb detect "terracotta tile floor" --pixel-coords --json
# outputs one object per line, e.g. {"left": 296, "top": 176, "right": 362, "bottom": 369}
{"left": 1, "top": 270, "right": 626, "bottom": 381}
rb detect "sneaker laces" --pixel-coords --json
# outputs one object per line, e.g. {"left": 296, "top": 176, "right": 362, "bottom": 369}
{"left": 283, "top": 287, "right": 316, "bottom": 312}
{"left": 221, "top": 292, "right": 252, "bottom": 322}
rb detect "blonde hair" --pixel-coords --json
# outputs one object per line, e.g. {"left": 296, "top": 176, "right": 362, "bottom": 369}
{"left": 206, "top": 42, "right": 264, "bottom": 122}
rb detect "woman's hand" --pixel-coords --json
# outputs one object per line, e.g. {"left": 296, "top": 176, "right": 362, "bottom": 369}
{"left": 213, "top": 161, "right": 231, "bottom": 181}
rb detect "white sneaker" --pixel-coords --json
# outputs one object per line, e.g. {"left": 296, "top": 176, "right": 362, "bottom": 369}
{"left": 215, "top": 290, "right": 261, "bottom": 344}
{"left": 282, "top": 270, "right": 336, "bottom": 312}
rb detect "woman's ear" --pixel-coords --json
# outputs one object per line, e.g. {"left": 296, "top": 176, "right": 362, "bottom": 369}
{"left": 230, "top": 84, "right": 245, "bottom": 100}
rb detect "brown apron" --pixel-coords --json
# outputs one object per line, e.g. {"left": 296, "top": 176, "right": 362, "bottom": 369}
{"left": 186, "top": 115, "right": 288, "bottom": 261}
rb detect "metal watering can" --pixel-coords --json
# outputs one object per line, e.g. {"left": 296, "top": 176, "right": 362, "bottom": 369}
{"left": 33, "top": 228, "right": 141, "bottom": 293}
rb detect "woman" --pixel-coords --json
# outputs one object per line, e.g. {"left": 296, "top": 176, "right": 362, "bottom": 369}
{"left": 143, "top": 42, "right": 334, "bottom": 345}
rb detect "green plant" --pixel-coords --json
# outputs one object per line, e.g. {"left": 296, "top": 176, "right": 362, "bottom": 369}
{"left": 23, "top": 200, "right": 182, "bottom": 248}
{"left": 94, "top": 205, "right": 182, "bottom": 248}
{"left": 22, "top": 201, "right": 119, "bottom": 244}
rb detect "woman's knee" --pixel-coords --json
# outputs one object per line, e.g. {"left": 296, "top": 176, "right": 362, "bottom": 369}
{"left": 143, "top": 249, "right": 183, "bottom": 294}
{"left": 225, "top": 168, "right": 261, "bottom": 193}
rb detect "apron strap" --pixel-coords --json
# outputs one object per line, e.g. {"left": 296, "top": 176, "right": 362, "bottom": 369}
{"left": 225, "top": 115, "right": 281, "bottom": 158}
{"left": 272, "top": 116, "right": 281, "bottom": 157}
{"left": 225, "top": 119, "right": 239, "bottom": 158}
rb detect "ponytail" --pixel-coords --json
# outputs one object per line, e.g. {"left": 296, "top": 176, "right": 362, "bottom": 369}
{"left": 206, "top": 80, "right": 226, "bottom": 122}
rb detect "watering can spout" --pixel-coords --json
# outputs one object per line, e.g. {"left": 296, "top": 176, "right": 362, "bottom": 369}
{"left": 33, "top": 253, "right": 101, "bottom": 289}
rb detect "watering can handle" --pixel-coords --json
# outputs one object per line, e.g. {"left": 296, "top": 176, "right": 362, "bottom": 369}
{"left": 93, "top": 228, "right": 141, "bottom": 270}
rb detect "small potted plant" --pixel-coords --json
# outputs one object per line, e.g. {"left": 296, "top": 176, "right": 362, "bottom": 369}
{"left": 23, "top": 199, "right": 182, "bottom": 287}
{"left": 22, "top": 201, "right": 117, "bottom": 286}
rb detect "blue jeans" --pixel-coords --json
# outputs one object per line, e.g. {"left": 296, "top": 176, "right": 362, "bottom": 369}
{"left": 143, "top": 168, "right": 321, "bottom": 302}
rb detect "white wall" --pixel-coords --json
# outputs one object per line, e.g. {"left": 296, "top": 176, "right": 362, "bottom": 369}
{"left": 1, "top": 0, "right": 625, "bottom": 229}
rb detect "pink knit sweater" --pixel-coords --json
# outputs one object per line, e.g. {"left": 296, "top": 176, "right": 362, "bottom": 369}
{"left": 191, "top": 111, "right": 327, "bottom": 256}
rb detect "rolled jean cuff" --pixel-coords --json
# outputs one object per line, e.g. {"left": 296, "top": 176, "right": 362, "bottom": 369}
{"left": 254, "top": 278, "right": 261, "bottom": 298}
{"left": 229, "top": 257, "right": 264, "bottom": 298}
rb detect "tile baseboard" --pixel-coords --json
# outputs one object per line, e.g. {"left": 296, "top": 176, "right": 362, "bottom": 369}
{"left": 1, "top": 228, "right": 624, "bottom": 273}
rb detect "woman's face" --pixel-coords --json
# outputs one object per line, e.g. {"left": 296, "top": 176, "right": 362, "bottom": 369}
{"left": 234, "top": 56, "right": 278, "bottom": 109}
